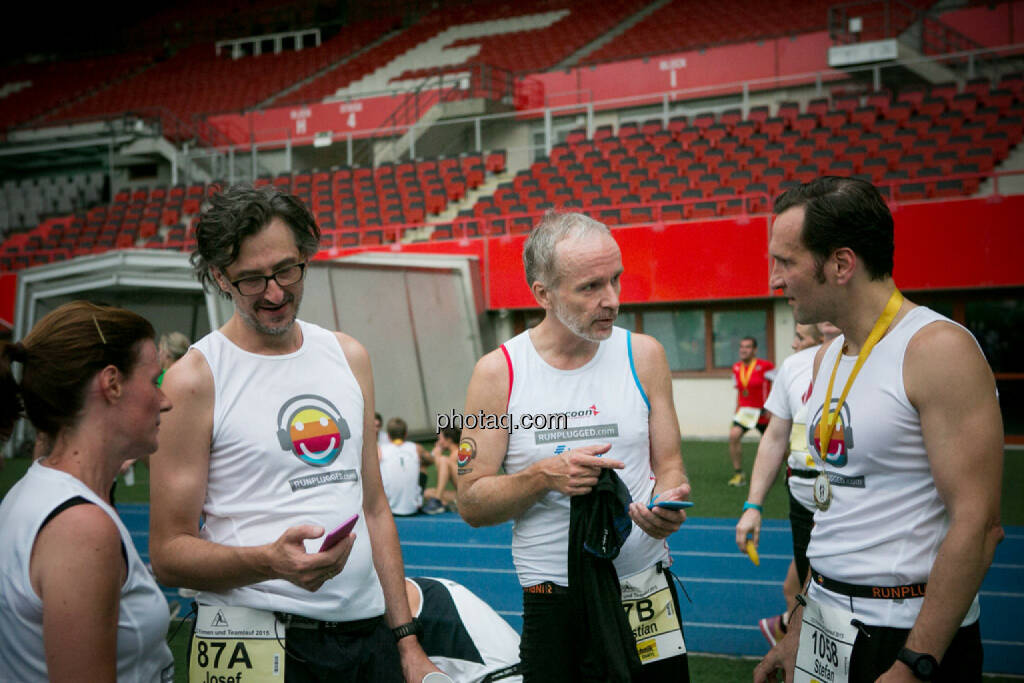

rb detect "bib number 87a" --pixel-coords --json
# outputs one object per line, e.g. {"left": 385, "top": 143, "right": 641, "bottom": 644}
{"left": 812, "top": 631, "right": 840, "bottom": 667}
{"left": 196, "top": 641, "right": 253, "bottom": 669}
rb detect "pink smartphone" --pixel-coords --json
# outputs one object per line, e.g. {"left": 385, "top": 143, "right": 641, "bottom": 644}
{"left": 319, "top": 513, "right": 359, "bottom": 552}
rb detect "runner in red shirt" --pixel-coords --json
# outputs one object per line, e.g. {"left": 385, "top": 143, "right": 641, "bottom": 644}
{"left": 728, "top": 336, "right": 774, "bottom": 486}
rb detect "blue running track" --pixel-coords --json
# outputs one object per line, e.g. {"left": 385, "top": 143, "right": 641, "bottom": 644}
{"left": 117, "top": 506, "right": 1023, "bottom": 675}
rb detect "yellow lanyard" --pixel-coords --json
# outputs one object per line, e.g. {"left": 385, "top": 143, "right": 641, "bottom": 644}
{"left": 738, "top": 359, "right": 757, "bottom": 391}
{"left": 818, "top": 289, "right": 904, "bottom": 458}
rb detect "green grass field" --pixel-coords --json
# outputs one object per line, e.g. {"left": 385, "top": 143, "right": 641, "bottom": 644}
{"left": 3, "top": 441, "right": 1022, "bottom": 681}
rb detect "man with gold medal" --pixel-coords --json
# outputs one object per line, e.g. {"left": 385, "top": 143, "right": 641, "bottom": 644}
{"left": 727, "top": 337, "right": 775, "bottom": 486}
{"left": 754, "top": 177, "right": 1003, "bottom": 683}
{"left": 735, "top": 322, "right": 840, "bottom": 648}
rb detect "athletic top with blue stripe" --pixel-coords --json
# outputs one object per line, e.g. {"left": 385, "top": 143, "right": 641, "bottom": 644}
{"left": 804, "top": 306, "right": 982, "bottom": 628}
{"left": 502, "top": 326, "right": 668, "bottom": 587}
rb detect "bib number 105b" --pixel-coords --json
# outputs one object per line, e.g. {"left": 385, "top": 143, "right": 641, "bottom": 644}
{"left": 812, "top": 631, "right": 840, "bottom": 667}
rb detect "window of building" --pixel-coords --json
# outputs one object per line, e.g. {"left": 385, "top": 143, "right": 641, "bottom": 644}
{"left": 511, "top": 302, "right": 774, "bottom": 376}
{"left": 643, "top": 309, "right": 705, "bottom": 371}
{"left": 910, "top": 288, "right": 1023, "bottom": 443}
{"left": 711, "top": 309, "right": 768, "bottom": 368}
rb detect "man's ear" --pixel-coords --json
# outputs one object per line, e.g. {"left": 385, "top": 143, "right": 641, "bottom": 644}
{"left": 531, "top": 280, "right": 552, "bottom": 310}
{"left": 832, "top": 247, "right": 857, "bottom": 285}
{"left": 211, "top": 267, "right": 232, "bottom": 294}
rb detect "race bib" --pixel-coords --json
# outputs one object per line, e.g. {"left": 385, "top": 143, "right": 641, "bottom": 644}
{"left": 789, "top": 404, "right": 817, "bottom": 469}
{"left": 794, "top": 597, "right": 858, "bottom": 683}
{"left": 734, "top": 407, "right": 761, "bottom": 430}
{"left": 189, "top": 605, "right": 286, "bottom": 683}
{"left": 620, "top": 565, "right": 686, "bottom": 664}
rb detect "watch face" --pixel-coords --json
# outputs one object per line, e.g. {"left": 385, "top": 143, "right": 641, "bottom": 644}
{"left": 917, "top": 657, "right": 937, "bottom": 678}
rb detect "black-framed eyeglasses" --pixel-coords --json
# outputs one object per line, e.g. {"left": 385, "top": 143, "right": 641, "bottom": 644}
{"left": 229, "top": 262, "right": 307, "bottom": 296}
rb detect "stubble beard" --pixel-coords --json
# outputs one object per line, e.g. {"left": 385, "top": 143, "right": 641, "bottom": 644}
{"left": 239, "top": 295, "right": 300, "bottom": 337}
{"left": 552, "top": 297, "right": 615, "bottom": 343}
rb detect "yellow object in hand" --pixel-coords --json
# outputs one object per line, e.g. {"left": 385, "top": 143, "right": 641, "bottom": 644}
{"left": 745, "top": 540, "right": 760, "bottom": 566}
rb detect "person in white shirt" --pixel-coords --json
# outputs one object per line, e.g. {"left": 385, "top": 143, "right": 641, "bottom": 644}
{"left": 735, "top": 322, "right": 839, "bottom": 646}
{"left": 458, "top": 211, "right": 692, "bottom": 682}
{"left": 148, "top": 184, "right": 438, "bottom": 682}
{"left": 376, "top": 412, "right": 390, "bottom": 449}
{"left": 0, "top": 301, "right": 174, "bottom": 682}
{"left": 380, "top": 417, "right": 426, "bottom": 516}
{"left": 755, "top": 176, "right": 1003, "bottom": 683}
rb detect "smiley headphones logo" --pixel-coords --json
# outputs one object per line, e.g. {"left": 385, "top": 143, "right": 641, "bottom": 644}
{"left": 810, "top": 399, "right": 855, "bottom": 468}
{"left": 276, "top": 394, "right": 351, "bottom": 467}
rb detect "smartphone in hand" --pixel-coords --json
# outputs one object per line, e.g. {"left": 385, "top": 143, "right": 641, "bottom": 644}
{"left": 647, "top": 500, "right": 695, "bottom": 511}
{"left": 319, "top": 513, "right": 359, "bottom": 552}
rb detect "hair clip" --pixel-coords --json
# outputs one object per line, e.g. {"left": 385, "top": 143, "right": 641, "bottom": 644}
{"left": 92, "top": 315, "right": 107, "bottom": 345}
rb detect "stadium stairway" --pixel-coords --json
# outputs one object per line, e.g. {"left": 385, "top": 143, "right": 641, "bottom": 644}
{"left": 258, "top": 23, "right": 406, "bottom": 110}
{"left": 556, "top": 0, "right": 672, "bottom": 70}
{"left": 980, "top": 134, "right": 1024, "bottom": 196}
{"left": 116, "top": 505, "right": 1024, "bottom": 675}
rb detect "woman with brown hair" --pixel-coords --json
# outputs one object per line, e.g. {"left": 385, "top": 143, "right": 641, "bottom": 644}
{"left": 0, "top": 301, "right": 175, "bottom": 682}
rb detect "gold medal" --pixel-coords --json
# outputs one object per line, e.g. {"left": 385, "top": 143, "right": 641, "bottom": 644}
{"left": 812, "top": 289, "right": 903, "bottom": 512}
{"left": 738, "top": 359, "right": 756, "bottom": 398}
{"left": 813, "top": 472, "right": 832, "bottom": 511}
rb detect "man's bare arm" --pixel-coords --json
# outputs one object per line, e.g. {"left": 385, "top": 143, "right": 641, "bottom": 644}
{"left": 735, "top": 413, "right": 792, "bottom": 551}
{"left": 626, "top": 333, "right": 690, "bottom": 539}
{"left": 879, "top": 322, "right": 1004, "bottom": 678}
{"left": 339, "top": 332, "right": 437, "bottom": 681}
{"left": 457, "top": 350, "right": 622, "bottom": 528}
{"left": 149, "top": 350, "right": 350, "bottom": 592}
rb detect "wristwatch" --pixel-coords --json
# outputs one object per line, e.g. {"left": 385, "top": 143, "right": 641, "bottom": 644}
{"left": 392, "top": 618, "right": 423, "bottom": 642}
{"left": 896, "top": 647, "right": 939, "bottom": 680}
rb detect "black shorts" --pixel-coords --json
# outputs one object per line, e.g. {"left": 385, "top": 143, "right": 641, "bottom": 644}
{"left": 519, "top": 569, "right": 690, "bottom": 682}
{"left": 786, "top": 487, "right": 814, "bottom": 586}
{"left": 284, "top": 615, "right": 404, "bottom": 682}
{"left": 847, "top": 620, "right": 982, "bottom": 682}
{"left": 732, "top": 418, "right": 768, "bottom": 435}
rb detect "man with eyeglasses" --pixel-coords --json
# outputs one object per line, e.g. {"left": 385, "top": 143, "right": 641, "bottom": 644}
{"left": 149, "top": 184, "right": 440, "bottom": 682}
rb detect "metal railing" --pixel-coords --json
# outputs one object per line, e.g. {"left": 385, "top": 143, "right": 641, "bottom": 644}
{"left": 827, "top": 0, "right": 1006, "bottom": 72}
{"left": 359, "top": 62, "right": 528, "bottom": 165}
{"left": 5, "top": 169, "right": 1023, "bottom": 286}
{"left": 178, "top": 41, "right": 1024, "bottom": 179}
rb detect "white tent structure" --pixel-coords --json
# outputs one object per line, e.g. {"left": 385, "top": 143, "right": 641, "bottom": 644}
{"left": 6, "top": 249, "right": 484, "bottom": 456}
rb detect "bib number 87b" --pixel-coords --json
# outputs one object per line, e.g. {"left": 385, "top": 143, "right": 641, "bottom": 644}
{"left": 623, "top": 598, "right": 656, "bottom": 622}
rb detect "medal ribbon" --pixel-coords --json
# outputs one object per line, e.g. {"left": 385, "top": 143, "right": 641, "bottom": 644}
{"left": 738, "top": 359, "right": 756, "bottom": 393}
{"left": 818, "top": 289, "right": 904, "bottom": 459}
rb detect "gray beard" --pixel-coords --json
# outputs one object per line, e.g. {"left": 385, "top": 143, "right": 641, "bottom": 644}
{"left": 552, "top": 298, "right": 613, "bottom": 343}
{"left": 238, "top": 298, "right": 300, "bottom": 337}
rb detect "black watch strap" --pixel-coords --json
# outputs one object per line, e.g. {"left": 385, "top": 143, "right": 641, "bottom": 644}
{"left": 392, "top": 618, "right": 422, "bottom": 642}
{"left": 897, "top": 647, "right": 939, "bottom": 680}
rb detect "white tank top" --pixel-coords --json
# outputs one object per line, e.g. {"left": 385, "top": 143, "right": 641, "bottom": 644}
{"left": 380, "top": 441, "right": 423, "bottom": 515}
{"left": 0, "top": 463, "right": 174, "bottom": 682}
{"left": 804, "top": 307, "right": 981, "bottom": 627}
{"left": 191, "top": 320, "right": 384, "bottom": 621}
{"left": 503, "top": 326, "right": 668, "bottom": 587}
{"left": 763, "top": 345, "right": 819, "bottom": 512}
